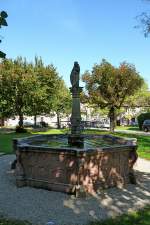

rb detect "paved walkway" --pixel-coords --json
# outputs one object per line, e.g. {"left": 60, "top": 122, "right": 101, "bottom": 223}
{"left": 85, "top": 127, "right": 150, "bottom": 136}
{"left": 0, "top": 155, "right": 150, "bottom": 225}
{"left": 115, "top": 129, "right": 150, "bottom": 136}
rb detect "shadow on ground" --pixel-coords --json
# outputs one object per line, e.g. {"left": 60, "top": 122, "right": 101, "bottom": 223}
{"left": 0, "top": 155, "right": 149, "bottom": 225}
{"left": 63, "top": 170, "right": 150, "bottom": 219}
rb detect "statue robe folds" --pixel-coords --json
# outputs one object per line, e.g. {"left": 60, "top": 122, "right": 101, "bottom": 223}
{"left": 70, "top": 61, "right": 80, "bottom": 89}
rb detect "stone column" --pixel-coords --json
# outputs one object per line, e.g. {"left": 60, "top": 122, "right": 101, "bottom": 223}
{"left": 68, "top": 87, "right": 84, "bottom": 147}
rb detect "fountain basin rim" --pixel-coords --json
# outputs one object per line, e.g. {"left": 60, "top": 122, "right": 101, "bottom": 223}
{"left": 16, "top": 145, "right": 137, "bottom": 156}
{"left": 13, "top": 134, "right": 137, "bottom": 155}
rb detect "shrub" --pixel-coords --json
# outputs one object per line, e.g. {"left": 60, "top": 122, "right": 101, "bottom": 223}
{"left": 137, "top": 112, "right": 150, "bottom": 130}
{"left": 15, "top": 126, "right": 27, "bottom": 133}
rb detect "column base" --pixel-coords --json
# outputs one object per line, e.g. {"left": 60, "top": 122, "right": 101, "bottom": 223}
{"left": 68, "top": 134, "right": 84, "bottom": 147}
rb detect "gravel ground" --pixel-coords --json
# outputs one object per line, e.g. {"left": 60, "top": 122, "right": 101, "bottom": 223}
{"left": 0, "top": 155, "right": 150, "bottom": 225}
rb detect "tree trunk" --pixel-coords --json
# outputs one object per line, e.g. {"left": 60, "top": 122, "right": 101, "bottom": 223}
{"left": 0, "top": 117, "right": 5, "bottom": 127}
{"left": 34, "top": 115, "right": 37, "bottom": 127}
{"left": 109, "top": 107, "right": 116, "bottom": 133}
{"left": 57, "top": 112, "right": 61, "bottom": 129}
{"left": 18, "top": 113, "right": 23, "bottom": 127}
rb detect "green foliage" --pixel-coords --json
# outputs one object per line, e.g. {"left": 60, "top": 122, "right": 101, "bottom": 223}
{"left": 89, "top": 205, "right": 150, "bottom": 225}
{"left": 0, "top": 59, "right": 15, "bottom": 118}
{"left": 0, "top": 57, "right": 38, "bottom": 126}
{"left": 26, "top": 56, "right": 61, "bottom": 119}
{"left": 136, "top": 12, "right": 150, "bottom": 37}
{"left": 53, "top": 79, "right": 71, "bottom": 114}
{"left": 0, "top": 11, "right": 8, "bottom": 58}
{"left": 54, "top": 79, "right": 71, "bottom": 111}
{"left": 53, "top": 78, "right": 71, "bottom": 128}
{"left": 137, "top": 112, "right": 150, "bottom": 130}
{"left": 0, "top": 11, "right": 8, "bottom": 27}
{"left": 125, "top": 83, "right": 150, "bottom": 107}
{"left": 0, "top": 216, "right": 31, "bottom": 225}
{"left": 82, "top": 59, "right": 144, "bottom": 132}
{"left": 83, "top": 59, "right": 144, "bottom": 109}
{"left": 0, "top": 51, "right": 6, "bottom": 58}
{"left": 0, "top": 57, "right": 70, "bottom": 128}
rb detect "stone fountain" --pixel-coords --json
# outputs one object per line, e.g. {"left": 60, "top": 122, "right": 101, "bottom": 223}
{"left": 13, "top": 62, "right": 138, "bottom": 196}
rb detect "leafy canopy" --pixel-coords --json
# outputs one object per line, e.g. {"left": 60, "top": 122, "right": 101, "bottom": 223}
{"left": 82, "top": 59, "right": 144, "bottom": 132}
{"left": 82, "top": 59, "right": 144, "bottom": 109}
{"left": 0, "top": 11, "right": 8, "bottom": 58}
{"left": 0, "top": 57, "right": 71, "bottom": 127}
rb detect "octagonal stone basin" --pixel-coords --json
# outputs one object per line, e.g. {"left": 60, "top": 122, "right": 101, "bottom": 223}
{"left": 13, "top": 134, "right": 137, "bottom": 196}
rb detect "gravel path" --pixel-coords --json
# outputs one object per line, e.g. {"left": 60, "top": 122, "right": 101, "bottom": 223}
{"left": 0, "top": 155, "right": 150, "bottom": 225}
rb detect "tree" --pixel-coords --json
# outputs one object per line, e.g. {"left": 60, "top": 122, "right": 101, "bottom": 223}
{"left": 26, "top": 57, "right": 49, "bottom": 126}
{"left": 0, "top": 59, "right": 15, "bottom": 125}
{"left": 135, "top": 0, "right": 150, "bottom": 37}
{"left": 124, "top": 83, "right": 150, "bottom": 108}
{"left": 136, "top": 13, "right": 150, "bottom": 37}
{"left": 0, "top": 11, "right": 8, "bottom": 58}
{"left": 82, "top": 59, "right": 144, "bottom": 132}
{"left": 27, "top": 56, "right": 62, "bottom": 127}
{"left": 0, "top": 56, "right": 68, "bottom": 129}
{"left": 53, "top": 79, "right": 71, "bottom": 128}
{"left": 0, "top": 57, "right": 39, "bottom": 127}
{"left": 26, "top": 77, "right": 48, "bottom": 127}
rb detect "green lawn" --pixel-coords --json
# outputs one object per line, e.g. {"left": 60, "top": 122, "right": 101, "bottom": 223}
{"left": 84, "top": 129, "right": 150, "bottom": 160}
{"left": 114, "top": 132, "right": 150, "bottom": 160}
{"left": 0, "top": 128, "right": 149, "bottom": 224}
{"left": 0, "top": 128, "right": 149, "bottom": 159}
{"left": 0, "top": 128, "right": 66, "bottom": 154}
{"left": 0, "top": 218, "right": 31, "bottom": 225}
{"left": 0, "top": 206, "right": 150, "bottom": 225}
{"left": 116, "top": 125, "right": 140, "bottom": 131}
{"left": 89, "top": 205, "right": 150, "bottom": 225}
{"left": 0, "top": 217, "right": 31, "bottom": 225}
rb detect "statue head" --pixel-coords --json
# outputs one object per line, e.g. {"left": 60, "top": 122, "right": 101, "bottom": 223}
{"left": 74, "top": 61, "right": 78, "bottom": 66}
{"left": 73, "top": 61, "right": 80, "bottom": 72}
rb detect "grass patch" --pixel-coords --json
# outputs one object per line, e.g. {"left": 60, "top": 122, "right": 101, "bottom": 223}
{"left": 0, "top": 206, "right": 150, "bottom": 225}
{"left": 84, "top": 129, "right": 150, "bottom": 160}
{"left": 0, "top": 128, "right": 67, "bottom": 154}
{"left": 116, "top": 126, "right": 139, "bottom": 131}
{"left": 0, "top": 132, "right": 32, "bottom": 154}
{"left": 0, "top": 128, "right": 149, "bottom": 159}
{"left": 31, "top": 128, "right": 68, "bottom": 135}
{"left": 114, "top": 132, "right": 150, "bottom": 160}
{"left": 0, "top": 217, "right": 31, "bottom": 225}
{"left": 89, "top": 205, "right": 150, "bottom": 225}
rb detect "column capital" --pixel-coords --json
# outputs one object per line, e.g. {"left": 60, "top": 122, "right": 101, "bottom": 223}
{"left": 69, "top": 87, "right": 83, "bottom": 97}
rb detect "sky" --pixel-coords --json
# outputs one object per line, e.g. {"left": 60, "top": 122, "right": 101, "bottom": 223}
{"left": 1, "top": 0, "right": 150, "bottom": 88}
